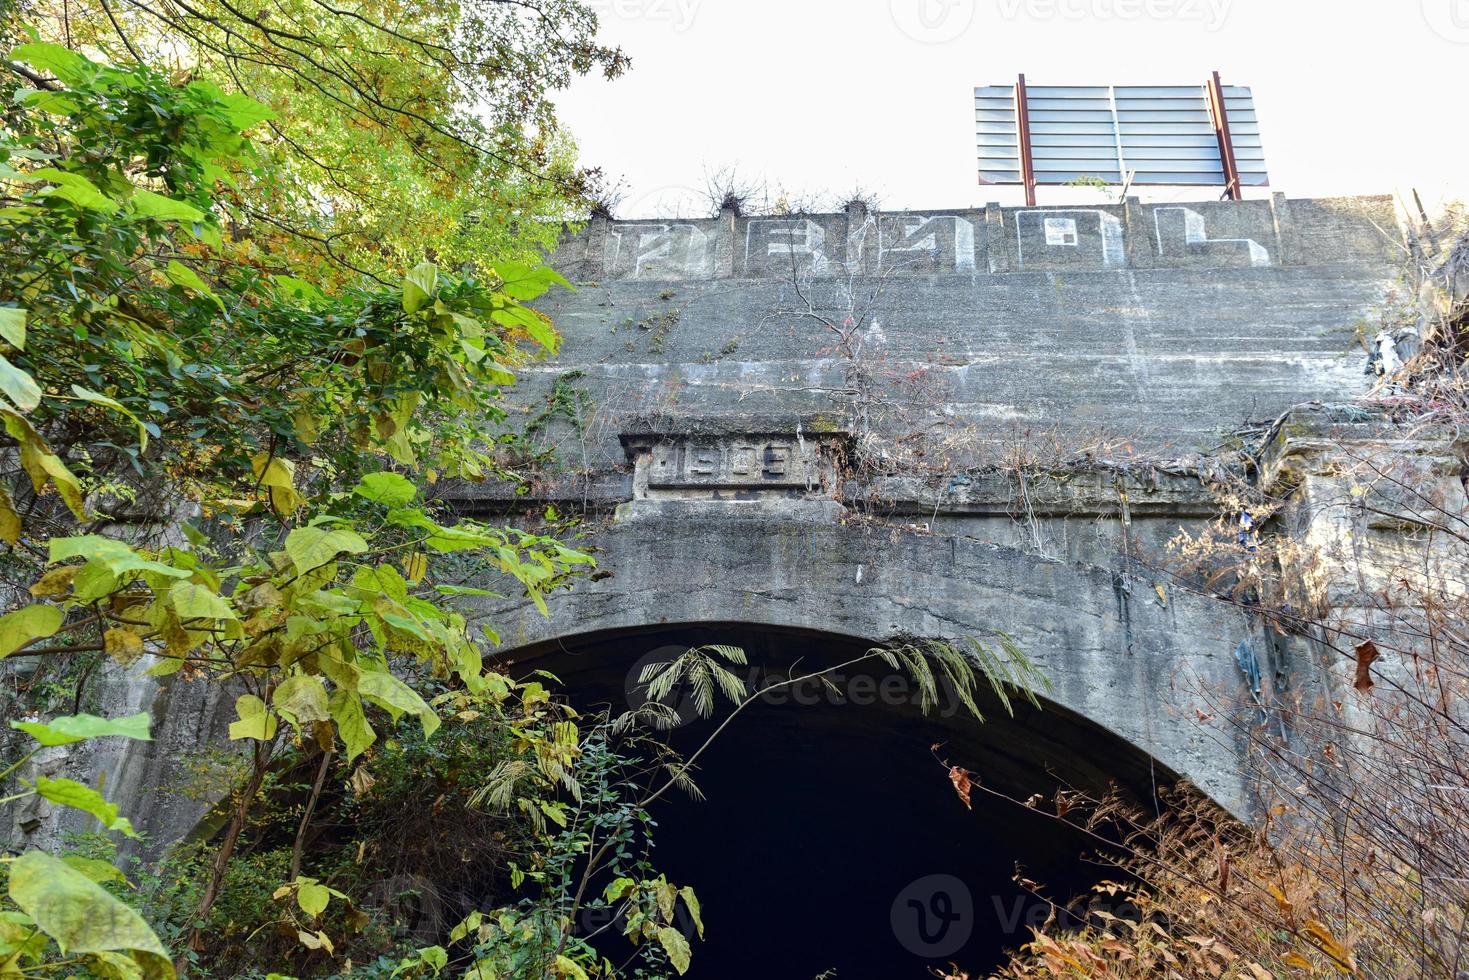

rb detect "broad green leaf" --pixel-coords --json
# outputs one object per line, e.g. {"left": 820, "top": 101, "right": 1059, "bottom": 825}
{"left": 144, "top": 658, "right": 184, "bottom": 677}
{"left": 17, "top": 90, "right": 77, "bottom": 115}
{"left": 86, "top": 950, "right": 147, "bottom": 979}
{"left": 0, "top": 909, "right": 47, "bottom": 960}
{"left": 10, "top": 43, "right": 93, "bottom": 85}
{"left": 228, "top": 694, "right": 278, "bottom": 741}
{"left": 273, "top": 275, "right": 324, "bottom": 304}
{"left": 482, "top": 360, "right": 515, "bottom": 385}
{"left": 358, "top": 670, "right": 440, "bottom": 738}
{"left": 296, "top": 880, "right": 329, "bottom": 917}
{"left": 251, "top": 453, "right": 304, "bottom": 514}
{"left": 34, "top": 777, "right": 139, "bottom": 837}
{"left": 48, "top": 536, "right": 190, "bottom": 579}
{"left": 127, "top": 189, "right": 205, "bottom": 225}
{"left": 274, "top": 674, "right": 330, "bottom": 725}
{"left": 164, "top": 260, "right": 224, "bottom": 311}
{"left": 679, "top": 887, "right": 704, "bottom": 940}
{"left": 29, "top": 167, "right": 118, "bottom": 213}
{"left": 491, "top": 303, "right": 560, "bottom": 355}
{"left": 7, "top": 850, "right": 173, "bottom": 976}
{"left": 553, "top": 954, "right": 588, "bottom": 980}
{"left": 68, "top": 386, "right": 149, "bottom": 451}
{"left": 61, "top": 856, "right": 129, "bottom": 886}
{"left": 10, "top": 712, "right": 151, "bottom": 746}
{"left": 0, "top": 603, "right": 63, "bottom": 658}
{"left": 0, "top": 353, "right": 41, "bottom": 412}
{"left": 433, "top": 585, "right": 503, "bottom": 597}
{"left": 0, "top": 483, "right": 18, "bottom": 544}
{"left": 352, "top": 471, "right": 416, "bottom": 507}
{"left": 284, "top": 525, "right": 369, "bottom": 574}
{"left": 419, "top": 945, "right": 448, "bottom": 973}
{"left": 604, "top": 877, "right": 637, "bottom": 902}
{"left": 0, "top": 306, "right": 25, "bottom": 349}
{"left": 656, "top": 926, "right": 692, "bottom": 975}
{"left": 216, "top": 91, "right": 275, "bottom": 132}
{"left": 448, "top": 911, "right": 483, "bottom": 944}
{"left": 2, "top": 406, "right": 87, "bottom": 519}
{"left": 170, "top": 580, "right": 237, "bottom": 621}
{"left": 328, "top": 689, "right": 375, "bottom": 761}
{"left": 402, "top": 261, "right": 438, "bottom": 314}
{"left": 493, "top": 260, "right": 571, "bottom": 302}
{"left": 420, "top": 524, "right": 499, "bottom": 554}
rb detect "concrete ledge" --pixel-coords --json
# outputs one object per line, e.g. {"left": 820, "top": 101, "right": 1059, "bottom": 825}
{"left": 614, "top": 498, "right": 846, "bottom": 524}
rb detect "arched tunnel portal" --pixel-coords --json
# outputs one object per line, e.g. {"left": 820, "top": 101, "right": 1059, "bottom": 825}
{"left": 506, "top": 621, "right": 1191, "bottom": 978}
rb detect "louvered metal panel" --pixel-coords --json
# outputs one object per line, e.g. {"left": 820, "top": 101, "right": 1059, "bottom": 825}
{"left": 974, "top": 84, "right": 1022, "bottom": 185}
{"left": 975, "top": 77, "right": 1269, "bottom": 195}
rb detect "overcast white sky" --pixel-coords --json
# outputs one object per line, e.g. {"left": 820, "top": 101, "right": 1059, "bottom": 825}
{"left": 554, "top": 0, "right": 1469, "bottom": 217}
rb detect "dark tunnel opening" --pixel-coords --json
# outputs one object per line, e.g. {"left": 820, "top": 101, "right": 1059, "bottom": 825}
{"left": 515, "top": 623, "right": 1177, "bottom": 979}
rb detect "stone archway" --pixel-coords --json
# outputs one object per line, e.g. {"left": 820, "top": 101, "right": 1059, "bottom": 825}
{"left": 472, "top": 507, "right": 1267, "bottom": 817}
{"left": 513, "top": 622, "right": 1188, "bottom": 977}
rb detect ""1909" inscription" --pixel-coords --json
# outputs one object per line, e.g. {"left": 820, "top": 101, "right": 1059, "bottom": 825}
{"left": 646, "top": 439, "right": 818, "bottom": 489}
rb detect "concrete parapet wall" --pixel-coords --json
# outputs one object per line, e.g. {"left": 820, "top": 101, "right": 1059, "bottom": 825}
{"left": 551, "top": 195, "right": 1401, "bottom": 282}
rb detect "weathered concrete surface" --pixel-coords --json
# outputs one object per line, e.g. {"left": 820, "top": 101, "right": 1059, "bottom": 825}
{"left": 461, "top": 195, "right": 1406, "bottom": 820}
{"left": 4, "top": 196, "right": 1408, "bottom": 855}
{"left": 4, "top": 655, "right": 237, "bottom": 862}
{"left": 476, "top": 505, "right": 1276, "bottom": 817}
{"left": 502, "top": 194, "right": 1398, "bottom": 499}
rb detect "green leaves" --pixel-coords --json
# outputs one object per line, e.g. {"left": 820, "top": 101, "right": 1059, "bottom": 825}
{"left": 128, "top": 188, "right": 206, "bottom": 225}
{"left": 33, "top": 777, "right": 138, "bottom": 837}
{"left": 49, "top": 536, "right": 191, "bottom": 580}
{"left": 28, "top": 168, "right": 118, "bottom": 213}
{"left": 228, "top": 694, "right": 278, "bottom": 741}
{"left": 0, "top": 353, "right": 42, "bottom": 412}
{"left": 68, "top": 385, "right": 150, "bottom": 451}
{"left": 358, "top": 670, "right": 440, "bottom": 737}
{"left": 353, "top": 471, "right": 417, "bottom": 507}
{"left": 0, "top": 306, "right": 26, "bottom": 349}
{"left": 491, "top": 302, "right": 560, "bottom": 355}
{"left": 10, "top": 712, "right": 152, "bottom": 746}
{"left": 296, "top": 879, "right": 330, "bottom": 917}
{"left": 8, "top": 850, "right": 174, "bottom": 978}
{"left": 656, "top": 926, "right": 692, "bottom": 974}
{"left": 402, "top": 261, "right": 439, "bottom": 314}
{"left": 274, "top": 674, "right": 331, "bottom": 726}
{"left": 493, "top": 260, "right": 571, "bottom": 302}
{"left": 214, "top": 91, "right": 275, "bottom": 132}
{"left": 9, "top": 43, "right": 94, "bottom": 86}
{"left": 0, "top": 604, "right": 63, "bottom": 659}
{"left": 170, "top": 580, "right": 237, "bottom": 622}
{"left": 164, "top": 260, "right": 223, "bottom": 311}
{"left": 284, "top": 525, "right": 369, "bottom": 573}
{"left": 328, "top": 689, "right": 376, "bottom": 761}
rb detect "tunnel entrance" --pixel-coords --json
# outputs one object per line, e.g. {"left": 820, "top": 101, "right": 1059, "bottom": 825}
{"left": 521, "top": 624, "right": 1172, "bottom": 978}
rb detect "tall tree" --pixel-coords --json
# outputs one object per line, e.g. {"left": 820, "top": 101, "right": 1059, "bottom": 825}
{"left": 7, "top": 0, "right": 626, "bottom": 282}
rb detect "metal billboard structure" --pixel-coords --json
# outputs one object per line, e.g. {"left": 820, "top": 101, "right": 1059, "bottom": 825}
{"left": 975, "top": 73, "right": 1267, "bottom": 205}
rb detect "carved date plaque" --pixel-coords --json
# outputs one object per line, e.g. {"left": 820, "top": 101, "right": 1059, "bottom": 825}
{"left": 621, "top": 431, "right": 847, "bottom": 499}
